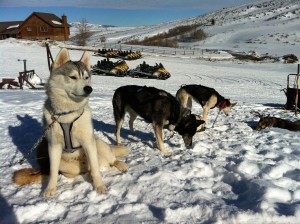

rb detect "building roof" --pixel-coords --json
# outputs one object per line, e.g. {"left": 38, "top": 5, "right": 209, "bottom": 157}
{"left": 30, "top": 12, "right": 71, "bottom": 28}
{"left": 0, "top": 21, "right": 23, "bottom": 35}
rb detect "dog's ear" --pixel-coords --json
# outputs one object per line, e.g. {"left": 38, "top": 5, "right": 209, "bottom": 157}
{"left": 196, "top": 119, "right": 205, "bottom": 126}
{"left": 231, "top": 102, "right": 237, "bottom": 107}
{"left": 80, "top": 51, "right": 91, "bottom": 70}
{"left": 52, "top": 48, "right": 70, "bottom": 70}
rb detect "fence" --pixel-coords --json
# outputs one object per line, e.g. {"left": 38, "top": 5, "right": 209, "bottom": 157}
{"left": 92, "top": 43, "right": 221, "bottom": 57}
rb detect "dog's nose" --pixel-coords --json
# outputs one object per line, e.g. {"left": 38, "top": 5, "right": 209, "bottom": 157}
{"left": 84, "top": 86, "right": 93, "bottom": 94}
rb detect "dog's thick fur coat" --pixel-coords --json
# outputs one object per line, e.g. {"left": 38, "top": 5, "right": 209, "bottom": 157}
{"left": 256, "top": 116, "right": 300, "bottom": 131}
{"left": 13, "top": 48, "right": 128, "bottom": 197}
{"left": 112, "top": 85, "right": 204, "bottom": 155}
{"left": 176, "top": 84, "right": 236, "bottom": 128}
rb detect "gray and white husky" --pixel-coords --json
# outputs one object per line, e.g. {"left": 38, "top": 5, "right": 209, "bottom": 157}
{"left": 13, "top": 48, "right": 128, "bottom": 197}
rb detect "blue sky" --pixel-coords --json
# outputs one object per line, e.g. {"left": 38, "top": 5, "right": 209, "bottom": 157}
{"left": 0, "top": 0, "right": 261, "bottom": 26}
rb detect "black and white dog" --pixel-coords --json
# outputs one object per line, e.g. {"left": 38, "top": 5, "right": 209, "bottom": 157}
{"left": 176, "top": 84, "right": 236, "bottom": 129}
{"left": 112, "top": 85, "right": 204, "bottom": 155}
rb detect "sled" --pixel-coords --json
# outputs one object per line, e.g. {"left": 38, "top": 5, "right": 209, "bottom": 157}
{"left": 283, "top": 64, "right": 300, "bottom": 112}
{"left": 0, "top": 70, "right": 45, "bottom": 90}
{"left": 91, "top": 58, "right": 129, "bottom": 77}
{"left": 127, "top": 61, "right": 171, "bottom": 80}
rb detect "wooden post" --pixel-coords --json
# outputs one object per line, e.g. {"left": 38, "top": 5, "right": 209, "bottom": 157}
{"left": 46, "top": 43, "right": 54, "bottom": 72}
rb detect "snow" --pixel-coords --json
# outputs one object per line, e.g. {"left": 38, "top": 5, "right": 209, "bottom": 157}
{"left": 52, "top": 20, "right": 62, "bottom": 25}
{"left": 1, "top": 0, "right": 300, "bottom": 223}
{"left": 7, "top": 24, "right": 19, "bottom": 29}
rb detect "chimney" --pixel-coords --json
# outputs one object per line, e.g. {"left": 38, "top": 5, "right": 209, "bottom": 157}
{"left": 62, "top": 15, "right": 69, "bottom": 40}
{"left": 62, "top": 15, "right": 67, "bottom": 26}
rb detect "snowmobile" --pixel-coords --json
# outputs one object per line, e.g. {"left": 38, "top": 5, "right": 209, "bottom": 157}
{"left": 92, "top": 58, "right": 129, "bottom": 77}
{"left": 117, "top": 50, "right": 142, "bottom": 60}
{"left": 94, "top": 48, "right": 142, "bottom": 60}
{"left": 94, "top": 48, "right": 119, "bottom": 58}
{"left": 128, "top": 61, "right": 171, "bottom": 80}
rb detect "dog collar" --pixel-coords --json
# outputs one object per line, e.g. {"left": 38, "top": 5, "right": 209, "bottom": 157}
{"left": 55, "top": 110, "right": 77, "bottom": 116}
{"left": 219, "top": 100, "right": 227, "bottom": 111}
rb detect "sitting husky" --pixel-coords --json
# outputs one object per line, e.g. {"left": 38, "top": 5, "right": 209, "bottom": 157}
{"left": 112, "top": 85, "right": 204, "bottom": 155}
{"left": 14, "top": 48, "right": 128, "bottom": 197}
{"left": 176, "top": 84, "right": 236, "bottom": 129}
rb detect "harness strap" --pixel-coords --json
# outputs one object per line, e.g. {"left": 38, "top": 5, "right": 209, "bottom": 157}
{"left": 58, "top": 109, "right": 84, "bottom": 153}
{"left": 212, "top": 99, "right": 228, "bottom": 128}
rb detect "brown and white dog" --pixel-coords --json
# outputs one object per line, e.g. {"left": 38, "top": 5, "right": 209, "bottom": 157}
{"left": 176, "top": 84, "right": 236, "bottom": 129}
{"left": 256, "top": 116, "right": 300, "bottom": 131}
{"left": 13, "top": 48, "right": 128, "bottom": 197}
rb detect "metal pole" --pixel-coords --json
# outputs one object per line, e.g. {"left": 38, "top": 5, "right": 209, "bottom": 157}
{"left": 23, "top": 59, "right": 27, "bottom": 73}
{"left": 295, "top": 64, "right": 300, "bottom": 116}
{"left": 18, "top": 59, "right": 27, "bottom": 89}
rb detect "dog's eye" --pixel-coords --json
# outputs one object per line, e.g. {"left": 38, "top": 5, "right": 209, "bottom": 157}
{"left": 84, "top": 76, "right": 89, "bottom": 80}
{"left": 69, "top": 76, "right": 77, "bottom": 80}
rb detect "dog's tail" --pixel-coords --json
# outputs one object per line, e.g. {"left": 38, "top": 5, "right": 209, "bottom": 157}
{"left": 110, "top": 145, "right": 128, "bottom": 158}
{"left": 13, "top": 168, "right": 47, "bottom": 186}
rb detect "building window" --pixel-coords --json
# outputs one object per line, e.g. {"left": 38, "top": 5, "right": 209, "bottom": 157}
{"left": 40, "top": 26, "right": 48, "bottom": 32}
{"left": 27, "top": 27, "right": 32, "bottom": 32}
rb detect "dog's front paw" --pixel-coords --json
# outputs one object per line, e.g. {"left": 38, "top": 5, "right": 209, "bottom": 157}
{"left": 161, "top": 148, "right": 172, "bottom": 157}
{"left": 113, "top": 160, "right": 128, "bottom": 172}
{"left": 44, "top": 187, "right": 57, "bottom": 197}
{"left": 94, "top": 184, "right": 107, "bottom": 194}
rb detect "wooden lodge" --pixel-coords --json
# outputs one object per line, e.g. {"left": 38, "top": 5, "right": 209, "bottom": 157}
{"left": 0, "top": 12, "right": 70, "bottom": 41}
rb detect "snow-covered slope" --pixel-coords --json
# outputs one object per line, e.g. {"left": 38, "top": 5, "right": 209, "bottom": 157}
{"left": 71, "top": 0, "right": 299, "bottom": 56}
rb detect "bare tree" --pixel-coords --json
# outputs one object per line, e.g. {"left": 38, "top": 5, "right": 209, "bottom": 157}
{"left": 76, "top": 18, "right": 91, "bottom": 46}
{"left": 100, "top": 36, "right": 106, "bottom": 43}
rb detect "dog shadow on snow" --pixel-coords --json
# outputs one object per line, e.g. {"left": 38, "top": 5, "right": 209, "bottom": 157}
{"left": 92, "top": 119, "right": 179, "bottom": 149}
{"left": 8, "top": 114, "right": 43, "bottom": 168}
{"left": 8, "top": 114, "right": 178, "bottom": 167}
{"left": 93, "top": 119, "right": 155, "bottom": 148}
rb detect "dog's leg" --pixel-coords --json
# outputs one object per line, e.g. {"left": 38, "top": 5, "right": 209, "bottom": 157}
{"left": 115, "top": 118, "right": 124, "bottom": 145}
{"left": 95, "top": 137, "right": 128, "bottom": 173}
{"left": 83, "top": 139, "right": 107, "bottom": 194}
{"left": 59, "top": 158, "right": 87, "bottom": 178}
{"left": 186, "top": 96, "right": 192, "bottom": 110}
{"left": 112, "top": 160, "right": 128, "bottom": 172}
{"left": 128, "top": 109, "right": 137, "bottom": 134}
{"left": 44, "top": 143, "right": 62, "bottom": 197}
{"left": 200, "top": 95, "right": 217, "bottom": 130}
{"left": 177, "top": 89, "right": 192, "bottom": 110}
{"left": 152, "top": 122, "right": 171, "bottom": 155}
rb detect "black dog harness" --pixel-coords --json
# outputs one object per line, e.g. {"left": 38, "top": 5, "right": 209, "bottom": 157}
{"left": 53, "top": 109, "right": 84, "bottom": 153}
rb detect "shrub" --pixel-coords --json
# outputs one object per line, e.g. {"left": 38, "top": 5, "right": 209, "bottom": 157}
{"left": 125, "top": 23, "right": 206, "bottom": 47}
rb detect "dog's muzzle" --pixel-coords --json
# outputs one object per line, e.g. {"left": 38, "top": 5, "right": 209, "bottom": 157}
{"left": 84, "top": 86, "right": 93, "bottom": 95}
{"left": 183, "top": 135, "right": 193, "bottom": 148}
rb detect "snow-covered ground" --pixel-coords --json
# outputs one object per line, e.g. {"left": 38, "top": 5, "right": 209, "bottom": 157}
{"left": 0, "top": 39, "right": 299, "bottom": 223}
{"left": 1, "top": 0, "right": 300, "bottom": 223}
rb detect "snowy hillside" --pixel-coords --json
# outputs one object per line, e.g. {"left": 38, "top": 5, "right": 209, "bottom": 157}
{"left": 71, "top": 0, "right": 300, "bottom": 56}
